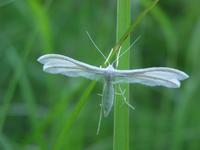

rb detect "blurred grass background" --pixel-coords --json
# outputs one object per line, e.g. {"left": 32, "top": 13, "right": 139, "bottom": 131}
{"left": 0, "top": 0, "right": 199, "bottom": 149}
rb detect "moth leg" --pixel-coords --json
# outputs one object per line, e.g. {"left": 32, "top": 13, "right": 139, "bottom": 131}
{"left": 115, "top": 86, "right": 126, "bottom": 96}
{"left": 97, "top": 93, "right": 103, "bottom": 97}
{"left": 117, "top": 84, "right": 135, "bottom": 111}
{"left": 97, "top": 88, "right": 105, "bottom": 135}
{"left": 115, "top": 92, "right": 123, "bottom": 95}
{"left": 97, "top": 103, "right": 103, "bottom": 135}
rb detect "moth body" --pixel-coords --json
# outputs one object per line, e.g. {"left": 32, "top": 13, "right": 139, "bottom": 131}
{"left": 104, "top": 65, "right": 115, "bottom": 76}
{"left": 102, "top": 70, "right": 115, "bottom": 117}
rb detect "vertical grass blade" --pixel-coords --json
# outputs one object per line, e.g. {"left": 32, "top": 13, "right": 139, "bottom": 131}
{"left": 113, "top": 0, "right": 130, "bottom": 150}
{"left": 27, "top": 0, "right": 54, "bottom": 51}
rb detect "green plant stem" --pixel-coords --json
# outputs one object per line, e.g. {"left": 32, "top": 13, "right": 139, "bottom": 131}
{"left": 28, "top": 0, "right": 53, "bottom": 51}
{"left": 106, "top": 0, "right": 159, "bottom": 64}
{"left": 113, "top": 0, "right": 130, "bottom": 150}
{"left": 114, "top": 0, "right": 158, "bottom": 50}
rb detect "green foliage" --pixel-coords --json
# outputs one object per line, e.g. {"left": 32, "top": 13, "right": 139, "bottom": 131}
{"left": 114, "top": 0, "right": 130, "bottom": 150}
{"left": 0, "top": 0, "right": 199, "bottom": 150}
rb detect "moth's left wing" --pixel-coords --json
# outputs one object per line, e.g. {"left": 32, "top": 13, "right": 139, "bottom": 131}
{"left": 113, "top": 67, "right": 189, "bottom": 88}
{"left": 37, "top": 54, "right": 105, "bottom": 81}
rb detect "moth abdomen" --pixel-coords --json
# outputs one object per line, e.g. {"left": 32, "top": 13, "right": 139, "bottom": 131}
{"left": 102, "top": 79, "right": 114, "bottom": 117}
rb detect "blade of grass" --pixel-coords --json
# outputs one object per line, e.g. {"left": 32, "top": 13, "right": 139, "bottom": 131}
{"left": 114, "top": 0, "right": 130, "bottom": 150}
{"left": 0, "top": 35, "right": 37, "bottom": 132}
{"left": 141, "top": 0, "right": 177, "bottom": 65}
{"left": 171, "top": 77, "right": 198, "bottom": 150}
{"left": 53, "top": 81, "right": 96, "bottom": 150}
{"left": 0, "top": 1, "right": 54, "bottom": 147}
{"left": 114, "top": 0, "right": 159, "bottom": 50}
{"left": 0, "top": 69, "right": 19, "bottom": 132}
{"left": 172, "top": 17, "right": 200, "bottom": 150}
{"left": 0, "top": 134, "right": 13, "bottom": 150}
{"left": 186, "top": 18, "right": 200, "bottom": 150}
{"left": 27, "top": 0, "right": 54, "bottom": 51}
{"left": 28, "top": 80, "right": 86, "bottom": 143}
{"left": 186, "top": 19, "right": 200, "bottom": 72}
{"left": 139, "top": 1, "right": 178, "bottom": 149}
{"left": 0, "top": 46, "right": 46, "bottom": 149}
{"left": 106, "top": 0, "right": 159, "bottom": 66}
{"left": 7, "top": 49, "right": 38, "bottom": 126}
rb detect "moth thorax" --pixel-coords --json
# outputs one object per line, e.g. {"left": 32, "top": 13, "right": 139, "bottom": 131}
{"left": 104, "top": 65, "right": 114, "bottom": 78}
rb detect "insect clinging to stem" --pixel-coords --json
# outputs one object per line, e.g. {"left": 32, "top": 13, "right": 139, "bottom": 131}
{"left": 37, "top": 33, "right": 189, "bottom": 134}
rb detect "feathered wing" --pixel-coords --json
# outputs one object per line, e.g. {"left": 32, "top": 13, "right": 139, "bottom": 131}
{"left": 37, "top": 54, "right": 105, "bottom": 80}
{"left": 113, "top": 67, "right": 189, "bottom": 88}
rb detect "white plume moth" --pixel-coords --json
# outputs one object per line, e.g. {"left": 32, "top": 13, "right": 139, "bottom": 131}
{"left": 38, "top": 54, "right": 189, "bottom": 117}
{"left": 37, "top": 34, "right": 189, "bottom": 134}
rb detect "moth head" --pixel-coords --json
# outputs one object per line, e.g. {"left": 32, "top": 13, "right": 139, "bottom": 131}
{"left": 107, "top": 64, "right": 114, "bottom": 70}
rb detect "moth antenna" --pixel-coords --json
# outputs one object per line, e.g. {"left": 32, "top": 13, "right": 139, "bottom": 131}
{"left": 104, "top": 48, "right": 113, "bottom": 65}
{"left": 118, "top": 85, "right": 135, "bottom": 110}
{"left": 115, "top": 47, "right": 122, "bottom": 67}
{"left": 86, "top": 31, "right": 107, "bottom": 60}
{"left": 97, "top": 103, "right": 103, "bottom": 135}
{"left": 97, "top": 93, "right": 103, "bottom": 97}
{"left": 112, "top": 35, "right": 141, "bottom": 65}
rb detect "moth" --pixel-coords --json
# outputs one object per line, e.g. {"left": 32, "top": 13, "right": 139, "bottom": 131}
{"left": 37, "top": 53, "right": 189, "bottom": 117}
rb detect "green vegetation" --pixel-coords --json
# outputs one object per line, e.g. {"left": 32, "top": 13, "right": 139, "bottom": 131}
{"left": 114, "top": 0, "right": 130, "bottom": 150}
{"left": 0, "top": 0, "right": 199, "bottom": 149}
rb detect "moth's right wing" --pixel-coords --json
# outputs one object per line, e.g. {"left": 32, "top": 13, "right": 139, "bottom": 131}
{"left": 37, "top": 54, "right": 106, "bottom": 81}
{"left": 113, "top": 67, "right": 189, "bottom": 88}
